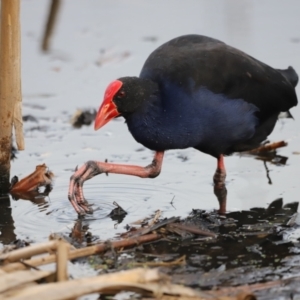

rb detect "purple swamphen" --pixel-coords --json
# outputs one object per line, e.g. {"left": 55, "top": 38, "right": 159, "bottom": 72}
{"left": 68, "top": 34, "right": 298, "bottom": 215}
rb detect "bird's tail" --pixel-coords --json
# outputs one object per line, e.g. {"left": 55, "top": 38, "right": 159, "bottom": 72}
{"left": 278, "top": 66, "right": 299, "bottom": 87}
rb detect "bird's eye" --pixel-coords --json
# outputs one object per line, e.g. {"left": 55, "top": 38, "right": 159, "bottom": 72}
{"left": 118, "top": 91, "right": 126, "bottom": 98}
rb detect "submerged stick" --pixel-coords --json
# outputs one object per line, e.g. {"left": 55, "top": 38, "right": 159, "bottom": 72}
{"left": 41, "top": 0, "right": 61, "bottom": 51}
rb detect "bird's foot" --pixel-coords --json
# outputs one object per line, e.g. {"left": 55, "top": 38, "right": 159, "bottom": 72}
{"left": 67, "top": 152, "right": 164, "bottom": 215}
{"left": 214, "top": 185, "right": 227, "bottom": 215}
{"left": 68, "top": 161, "right": 103, "bottom": 216}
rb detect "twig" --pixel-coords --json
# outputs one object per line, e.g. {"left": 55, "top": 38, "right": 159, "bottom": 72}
{"left": 263, "top": 161, "right": 272, "bottom": 185}
{"left": 248, "top": 141, "right": 287, "bottom": 154}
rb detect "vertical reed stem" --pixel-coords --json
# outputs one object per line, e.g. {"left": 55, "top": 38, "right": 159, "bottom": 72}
{"left": 0, "top": 0, "right": 23, "bottom": 193}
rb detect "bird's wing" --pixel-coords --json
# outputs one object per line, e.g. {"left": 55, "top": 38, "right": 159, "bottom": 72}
{"left": 140, "top": 35, "right": 298, "bottom": 118}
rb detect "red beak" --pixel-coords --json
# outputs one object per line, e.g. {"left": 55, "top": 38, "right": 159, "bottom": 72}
{"left": 94, "top": 80, "right": 122, "bottom": 130}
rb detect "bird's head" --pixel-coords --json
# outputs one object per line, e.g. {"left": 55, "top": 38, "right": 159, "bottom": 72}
{"left": 94, "top": 77, "right": 158, "bottom": 130}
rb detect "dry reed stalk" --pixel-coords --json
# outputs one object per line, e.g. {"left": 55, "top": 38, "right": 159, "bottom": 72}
{"left": 2, "top": 268, "right": 210, "bottom": 300}
{"left": 56, "top": 241, "right": 69, "bottom": 282}
{"left": 0, "top": 241, "right": 58, "bottom": 263}
{"left": 0, "top": 0, "right": 23, "bottom": 192}
{"left": 11, "top": 0, "right": 24, "bottom": 150}
{"left": 0, "top": 270, "right": 52, "bottom": 293}
{"left": 1, "top": 233, "right": 162, "bottom": 273}
{"left": 1, "top": 282, "right": 38, "bottom": 299}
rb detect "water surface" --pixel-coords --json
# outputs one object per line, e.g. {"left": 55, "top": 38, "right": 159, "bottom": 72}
{"left": 1, "top": 0, "right": 300, "bottom": 247}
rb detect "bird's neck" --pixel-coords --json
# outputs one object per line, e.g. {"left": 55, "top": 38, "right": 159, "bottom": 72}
{"left": 124, "top": 80, "right": 199, "bottom": 151}
{"left": 123, "top": 80, "right": 167, "bottom": 150}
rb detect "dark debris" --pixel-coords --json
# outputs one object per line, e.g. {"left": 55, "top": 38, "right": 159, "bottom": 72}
{"left": 10, "top": 145, "right": 18, "bottom": 160}
{"left": 71, "top": 108, "right": 97, "bottom": 128}
{"left": 77, "top": 198, "right": 300, "bottom": 300}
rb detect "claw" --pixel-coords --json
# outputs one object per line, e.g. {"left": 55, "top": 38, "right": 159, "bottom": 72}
{"left": 77, "top": 211, "right": 86, "bottom": 218}
{"left": 85, "top": 208, "right": 94, "bottom": 214}
{"left": 68, "top": 152, "right": 164, "bottom": 215}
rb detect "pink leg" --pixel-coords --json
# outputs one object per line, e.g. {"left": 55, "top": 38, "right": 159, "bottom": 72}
{"left": 213, "top": 155, "right": 226, "bottom": 189}
{"left": 213, "top": 155, "right": 227, "bottom": 214}
{"left": 68, "top": 151, "right": 164, "bottom": 215}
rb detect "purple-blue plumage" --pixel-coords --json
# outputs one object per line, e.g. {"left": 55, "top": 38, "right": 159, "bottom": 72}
{"left": 126, "top": 84, "right": 259, "bottom": 157}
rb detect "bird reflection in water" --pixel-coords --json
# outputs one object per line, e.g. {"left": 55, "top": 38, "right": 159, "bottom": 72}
{"left": 70, "top": 202, "right": 126, "bottom": 245}
{"left": 69, "top": 219, "right": 93, "bottom": 246}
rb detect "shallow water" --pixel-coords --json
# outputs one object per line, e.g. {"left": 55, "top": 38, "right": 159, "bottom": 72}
{"left": 1, "top": 0, "right": 300, "bottom": 251}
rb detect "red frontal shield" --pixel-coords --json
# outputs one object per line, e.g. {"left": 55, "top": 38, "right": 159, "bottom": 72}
{"left": 94, "top": 80, "right": 123, "bottom": 130}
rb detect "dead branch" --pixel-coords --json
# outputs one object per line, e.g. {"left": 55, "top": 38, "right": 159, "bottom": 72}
{"left": 0, "top": 241, "right": 58, "bottom": 263}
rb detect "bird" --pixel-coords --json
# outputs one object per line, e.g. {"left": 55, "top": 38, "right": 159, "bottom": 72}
{"left": 68, "top": 34, "right": 298, "bottom": 215}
